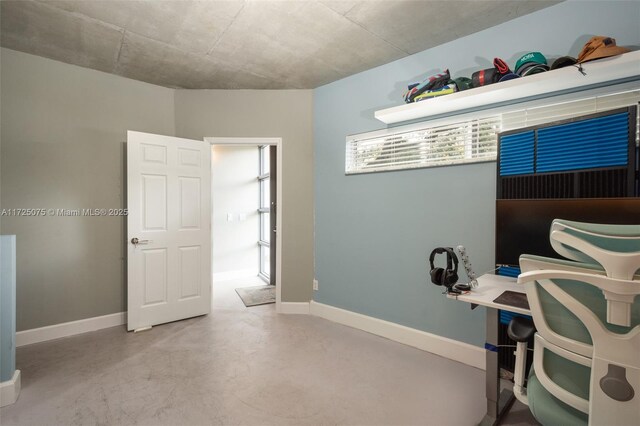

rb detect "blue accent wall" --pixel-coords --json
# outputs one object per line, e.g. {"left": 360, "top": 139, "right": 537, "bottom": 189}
{"left": 313, "top": 1, "right": 640, "bottom": 347}
{"left": 1, "top": 235, "right": 16, "bottom": 382}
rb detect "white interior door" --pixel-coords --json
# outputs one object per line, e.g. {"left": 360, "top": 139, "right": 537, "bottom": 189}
{"left": 127, "top": 131, "right": 211, "bottom": 331}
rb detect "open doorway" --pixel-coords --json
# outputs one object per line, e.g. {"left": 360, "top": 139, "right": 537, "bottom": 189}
{"left": 258, "top": 145, "right": 276, "bottom": 285}
{"left": 206, "top": 137, "right": 282, "bottom": 312}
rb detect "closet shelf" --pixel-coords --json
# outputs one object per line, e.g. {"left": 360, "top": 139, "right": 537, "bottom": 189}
{"left": 375, "top": 50, "right": 640, "bottom": 125}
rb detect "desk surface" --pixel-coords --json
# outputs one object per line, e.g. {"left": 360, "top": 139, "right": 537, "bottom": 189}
{"left": 448, "top": 274, "right": 531, "bottom": 315}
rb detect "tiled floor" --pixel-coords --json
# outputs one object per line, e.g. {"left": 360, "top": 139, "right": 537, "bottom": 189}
{"left": 0, "top": 277, "right": 537, "bottom": 425}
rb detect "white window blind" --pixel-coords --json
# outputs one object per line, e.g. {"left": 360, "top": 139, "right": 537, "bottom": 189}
{"left": 346, "top": 116, "right": 501, "bottom": 174}
{"left": 346, "top": 88, "right": 640, "bottom": 175}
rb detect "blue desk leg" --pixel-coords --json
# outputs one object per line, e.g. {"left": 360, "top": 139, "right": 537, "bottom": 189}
{"left": 479, "top": 308, "right": 515, "bottom": 426}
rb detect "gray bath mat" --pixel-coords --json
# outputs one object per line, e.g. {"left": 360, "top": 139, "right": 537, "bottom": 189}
{"left": 235, "top": 285, "right": 275, "bottom": 307}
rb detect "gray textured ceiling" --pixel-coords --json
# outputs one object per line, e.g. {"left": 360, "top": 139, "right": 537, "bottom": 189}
{"left": 1, "top": 1, "right": 560, "bottom": 89}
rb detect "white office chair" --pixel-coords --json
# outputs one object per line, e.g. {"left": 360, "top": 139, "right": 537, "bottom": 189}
{"left": 511, "top": 220, "right": 640, "bottom": 426}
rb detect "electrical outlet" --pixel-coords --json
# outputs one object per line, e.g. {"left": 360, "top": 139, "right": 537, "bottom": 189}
{"left": 313, "top": 279, "right": 318, "bottom": 291}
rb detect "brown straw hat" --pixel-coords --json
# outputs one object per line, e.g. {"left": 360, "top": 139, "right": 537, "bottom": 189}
{"left": 577, "top": 36, "right": 630, "bottom": 63}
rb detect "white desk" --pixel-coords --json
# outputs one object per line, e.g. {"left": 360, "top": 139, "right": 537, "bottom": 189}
{"left": 450, "top": 274, "right": 531, "bottom": 426}
{"left": 447, "top": 273, "right": 530, "bottom": 315}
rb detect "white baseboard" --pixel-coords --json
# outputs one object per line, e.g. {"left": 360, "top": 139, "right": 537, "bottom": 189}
{"left": 0, "top": 370, "right": 21, "bottom": 407}
{"left": 16, "top": 312, "right": 126, "bottom": 347}
{"left": 278, "top": 302, "right": 310, "bottom": 314}
{"left": 309, "top": 301, "right": 485, "bottom": 370}
{"left": 213, "top": 269, "right": 259, "bottom": 282}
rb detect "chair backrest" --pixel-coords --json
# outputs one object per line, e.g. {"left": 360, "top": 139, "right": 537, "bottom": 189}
{"left": 519, "top": 220, "right": 640, "bottom": 425}
{"left": 550, "top": 219, "right": 640, "bottom": 280}
{"left": 519, "top": 271, "right": 640, "bottom": 424}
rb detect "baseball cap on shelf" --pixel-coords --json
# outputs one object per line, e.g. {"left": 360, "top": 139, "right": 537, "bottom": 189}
{"left": 452, "top": 77, "right": 472, "bottom": 91}
{"left": 520, "top": 64, "right": 549, "bottom": 76}
{"left": 404, "top": 69, "right": 451, "bottom": 103}
{"left": 515, "top": 52, "right": 549, "bottom": 76}
{"left": 493, "top": 57, "right": 511, "bottom": 76}
{"left": 550, "top": 56, "right": 578, "bottom": 70}
{"left": 413, "top": 84, "right": 457, "bottom": 102}
{"left": 498, "top": 72, "right": 520, "bottom": 82}
{"left": 577, "top": 36, "right": 629, "bottom": 63}
{"left": 471, "top": 68, "right": 499, "bottom": 88}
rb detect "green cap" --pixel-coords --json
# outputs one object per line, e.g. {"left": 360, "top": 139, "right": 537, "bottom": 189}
{"left": 515, "top": 52, "right": 548, "bottom": 76}
{"left": 452, "top": 77, "right": 472, "bottom": 91}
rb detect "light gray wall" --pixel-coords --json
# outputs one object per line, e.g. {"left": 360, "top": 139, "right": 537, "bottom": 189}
{"left": 0, "top": 48, "right": 176, "bottom": 331}
{"left": 313, "top": 0, "right": 640, "bottom": 347}
{"left": 211, "top": 146, "right": 260, "bottom": 277}
{"left": 174, "top": 90, "right": 314, "bottom": 302}
{"left": 0, "top": 50, "right": 315, "bottom": 329}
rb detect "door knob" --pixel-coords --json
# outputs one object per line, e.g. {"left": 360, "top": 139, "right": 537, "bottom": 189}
{"left": 131, "top": 238, "right": 151, "bottom": 245}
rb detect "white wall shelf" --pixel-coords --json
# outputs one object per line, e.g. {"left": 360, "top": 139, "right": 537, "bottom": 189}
{"left": 375, "top": 51, "right": 640, "bottom": 125}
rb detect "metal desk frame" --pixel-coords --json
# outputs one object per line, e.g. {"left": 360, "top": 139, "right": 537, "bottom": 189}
{"left": 448, "top": 274, "right": 531, "bottom": 426}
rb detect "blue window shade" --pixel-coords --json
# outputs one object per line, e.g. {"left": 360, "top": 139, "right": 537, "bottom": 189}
{"left": 500, "top": 310, "right": 532, "bottom": 326}
{"left": 499, "top": 131, "right": 534, "bottom": 176}
{"left": 537, "top": 112, "right": 629, "bottom": 173}
{"left": 497, "top": 266, "right": 521, "bottom": 278}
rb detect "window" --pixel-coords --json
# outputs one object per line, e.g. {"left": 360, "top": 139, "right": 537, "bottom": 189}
{"left": 258, "top": 146, "right": 270, "bottom": 281}
{"left": 346, "top": 116, "right": 501, "bottom": 174}
{"left": 346, "top": 87, "right": 640, "bottom": 175}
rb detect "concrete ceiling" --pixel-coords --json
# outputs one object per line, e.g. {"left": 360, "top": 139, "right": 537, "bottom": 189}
{"left": 1, "top": 1, "right": 561, "bottom": 89}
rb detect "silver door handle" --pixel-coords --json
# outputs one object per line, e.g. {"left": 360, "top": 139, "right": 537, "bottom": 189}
{"left": 131, "top": 238, "right": 151, "bottom": 245}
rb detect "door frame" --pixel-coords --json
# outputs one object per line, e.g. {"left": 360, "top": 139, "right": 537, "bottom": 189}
{"left": 205, "top": 137, "right": 283, "bottom": 312}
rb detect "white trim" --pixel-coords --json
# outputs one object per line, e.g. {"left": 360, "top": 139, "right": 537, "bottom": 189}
{"left": 205, "top": 137, "right": 281, "bottom": 146}
{"left": 212, "top": 269, "right": 259, "bottom": 282}
{"left": 16, "top": 312, "right": 126, "bottom": 347}
{"left": 279, "top": 302, "right": 310, "bottom": 315}
{"left": 309, "top": 301, "right": 485, "bottom": 370}
{"left": 0, "top": 370, "right": 21, "bottom": 407}
{"left": 206, "top": 137, "right": 283, "bottom": 314}
{"left": 375, "top": 51, "right": 640, "bottom": 124}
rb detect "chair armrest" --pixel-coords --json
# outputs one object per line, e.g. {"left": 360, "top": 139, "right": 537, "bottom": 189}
{"left": 508, "top": 317, "right": 536, "bottom": 406}
{"left": 519, "top": 254, "right": 604, "bottom": 274}
{"left": 519, "top": 269, "right": 640, "bottom": 327}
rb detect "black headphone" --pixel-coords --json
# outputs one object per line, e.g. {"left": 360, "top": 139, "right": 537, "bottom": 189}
{"left": 429, "top": 247, "right": 459, "bottom": 288}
